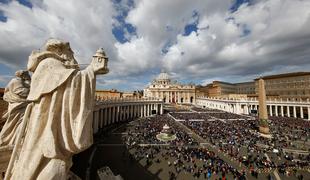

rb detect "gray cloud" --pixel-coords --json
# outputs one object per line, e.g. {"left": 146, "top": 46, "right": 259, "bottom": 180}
{"left": 0, "top": 0, "right": 310, "bottom": 90}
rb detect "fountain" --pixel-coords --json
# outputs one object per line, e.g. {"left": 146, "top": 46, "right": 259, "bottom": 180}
{"left": 156, "top": 124, "right": 176, "bottom": 142}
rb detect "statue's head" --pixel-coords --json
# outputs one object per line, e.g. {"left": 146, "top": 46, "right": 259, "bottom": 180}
{"left": 15, "top": 70, "right": 31, "bottom": 87}
{"left": 15, "top": 70, "right": 30, "bottom": 80}
{"left": 27, "top": 38, "right": 79, "bottom": 72}
{"left": 44, "top": 38, "right": 78, "bottom": 67}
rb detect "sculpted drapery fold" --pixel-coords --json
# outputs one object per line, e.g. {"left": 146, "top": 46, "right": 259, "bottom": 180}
{"left": 0, "top": 71, "right": 30, "bottom": 147}
{"left": 8, "top": 39, "right": 109, "bottom": 180}
{"left": 11, "top": 58, "right": 95, "bottom": 179}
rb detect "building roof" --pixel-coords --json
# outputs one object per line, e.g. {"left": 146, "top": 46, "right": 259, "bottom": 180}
{"left": 213, "top": 81, "right": 235, "bottom": 85}
{"left": 234, "top": 81, "right": 255, "bottom": 85}
{"left": 96, "top": 89, "right": 120, "bottom": 93}
{"left": 254, "top": 72, "right": 310, "bottom": 80}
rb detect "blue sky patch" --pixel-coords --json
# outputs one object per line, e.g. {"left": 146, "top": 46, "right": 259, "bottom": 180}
{"left": 184, "top": 24, "right": 198, "bottom": 36}
{"left": 183, "top": 11, "right": 199, "bottom": 36}
{"left": 112, "top": 0, "right": 136, "bottom": 43}
{"left": 17, "top": 0, "right": 32, "bottom": 8}
{"left": 230, "top": 0, "right": 251, "bottom": 12}
{"left": 0, "top": 10, "right": 7, "bottom": 22}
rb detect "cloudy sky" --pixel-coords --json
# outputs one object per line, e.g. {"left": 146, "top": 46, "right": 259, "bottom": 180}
{"left": 0, "top": 0, "right": 310, "bottom": 91}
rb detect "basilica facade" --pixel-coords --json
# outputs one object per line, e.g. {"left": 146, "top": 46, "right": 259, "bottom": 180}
{"left": 144, "top": 71, "right": 196, "bottom": 104}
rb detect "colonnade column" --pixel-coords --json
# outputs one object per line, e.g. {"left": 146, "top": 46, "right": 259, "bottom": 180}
{"left": 119, "top": 106, "right": 123, "bottom": 121}
{"left": 111, "top": 106, "right": 115, "bottom": 123}
{"left": 300, "top": 107, "right": 304, "bottom": 119}
{"left": 93, "top": 111, "right": 99, "bottom": 134}
{"left": 143, "top": 104, "right": 146, "bottom": 117}
{"left": 244, "top": 105, "right": 249, "bottom": 115}
{"left": 293, "top": 106, "right": 297, "bottom": 118}
{"left": 275, "top": 105, "right": 278, "bottom": 116}
{"left": 287, "top": 106, "right": 290, "bottom": 117}
{"left": 155, "top": 104, "right": 158, "bottom": 114}
{"left": 280, "top": 106, "right": 284, "bottom": 117}
{"left": 308, "top": 107, "right": 310, "bottom": 120}
{"left": 108, "top": 107, "right": 111, "bottom": 125}
{"left": 124, "top": 106, "right": 127, "bottom": 119}
{"left": 104, "top": 107, "right": 108, "bottom": 126}
{"left": 133, "top": 105, "right": 137, "bottom": 117}
{"left": 128, "top": 105, "right": 133, "bottom": 118}
{"left": 269, "top": 105, "right": 273, "bottom": 116}
{"left": 116, "top": 106, "right": 119, "bottom": 122}
{"left": 99, "top": 109, "right": 103, "bottom": 129}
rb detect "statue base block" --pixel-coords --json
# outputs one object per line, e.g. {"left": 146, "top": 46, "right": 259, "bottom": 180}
{"left": 259, "top": 132, "right": 272, "bottom": 139}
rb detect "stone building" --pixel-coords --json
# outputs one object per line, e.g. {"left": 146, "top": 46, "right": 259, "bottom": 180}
{"left": 202, "top": 72, "right": 310, "bottom": 100}
{"left": 254, "top": 72, "right": 310, "bottom": 100}
{"left": 195, "top": 85, "right": 209, "bottom": 97}
{"left": 235, "top": 82, "right": 256, "bottom": 95}
{"left": 95, "top": 89, "right": 122, "bottom": 100}
{"left": 122, "top": 92, "right": 135, "bottom": 98}
{"left": 203, "top": 81, "right": 255, "bottom": 97}
{"left": 205, "top": 81, "right": 237, "bottom": 97}
{"left": 144, "top": 71, "right": 196, "bottom": 104}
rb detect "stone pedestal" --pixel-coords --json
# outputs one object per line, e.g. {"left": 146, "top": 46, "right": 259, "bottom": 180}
{"left": 259, "top": 126, "right": 270, "bottom": 134}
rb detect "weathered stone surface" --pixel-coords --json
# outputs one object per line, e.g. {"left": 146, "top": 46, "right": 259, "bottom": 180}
{"left": 0, "top": 70, "right": 30, "bottom": 147}
{"left": 0, "top": 146, "right": 12, "bottom": 173}
{"left": 5, "top": 38, "right": 109, "bottom": 180}
{"left": 258, "top": 78, "right": 270, "bottom": 135}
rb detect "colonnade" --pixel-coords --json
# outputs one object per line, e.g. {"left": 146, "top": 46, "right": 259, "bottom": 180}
{"left": 92, "top": 98, "right": 164, "bottom": 134}
{"left": 196, "top": 97, "right": 310, "bottom": 120}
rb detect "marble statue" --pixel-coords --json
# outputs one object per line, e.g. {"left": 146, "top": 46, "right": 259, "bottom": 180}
{"left": 0, "top": 70, "right": 30, "bottom": 147}
{"left": 5, "top": 38, "right": 109, "bottom": 180}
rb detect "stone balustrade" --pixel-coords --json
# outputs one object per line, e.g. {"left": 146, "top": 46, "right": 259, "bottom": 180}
{"left": 196, "top": 97, "right": 310, "bottom": 120}
{"left": 92, "top": 98, "right": 164, "bottom": 134}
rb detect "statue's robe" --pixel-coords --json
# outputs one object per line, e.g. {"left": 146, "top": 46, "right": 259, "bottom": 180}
{"left": 0, "top": 77, "right": 29, "bottom": 147}
{"left": 11, "top": 54, "right": 95, "bottom": 180}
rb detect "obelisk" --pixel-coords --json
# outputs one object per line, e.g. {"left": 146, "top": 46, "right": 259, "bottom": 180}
{"left": 258, "top": 78, "right": 270, "bottom": 135}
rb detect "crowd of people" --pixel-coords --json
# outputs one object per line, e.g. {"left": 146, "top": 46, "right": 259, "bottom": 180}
{"left": 120, "top": 106, "right": 309, "bottom": 179}
{"left": 169, "top": 112, "right": 212, "bottom": 120}
{"left": 123, "top": 115, "right": 248, "bottom": 179}
{"left": 178, "top": 108, "right": 310, "bottom": 177}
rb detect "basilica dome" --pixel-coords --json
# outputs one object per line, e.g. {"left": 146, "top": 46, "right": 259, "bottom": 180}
{"left": 156, "top": 71, "right": 170, "bottom": 80}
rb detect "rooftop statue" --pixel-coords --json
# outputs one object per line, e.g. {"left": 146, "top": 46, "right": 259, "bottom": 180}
{"left": 0, "top": 70, "right": 30, "bottom": 147}
{"left": 5, "top": 38, "right": 109, "bottom": 180}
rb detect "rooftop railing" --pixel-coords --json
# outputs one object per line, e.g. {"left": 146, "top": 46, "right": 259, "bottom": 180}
{"left": 196, "top": 96, "right": 310, "bottom": 104}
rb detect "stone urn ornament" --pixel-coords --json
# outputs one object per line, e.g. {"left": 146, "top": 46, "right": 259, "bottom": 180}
{"left": 92, "top": 48, "right": 109, "bottom": 75}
